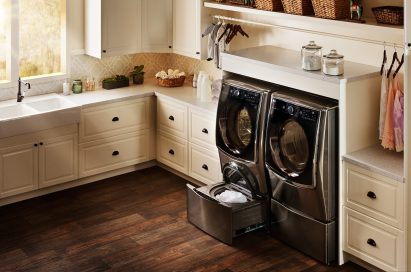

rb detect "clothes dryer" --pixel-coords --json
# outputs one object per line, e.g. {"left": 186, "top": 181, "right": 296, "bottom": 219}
{"left": 265, "top": 88, "right": 338, "bottom": 264}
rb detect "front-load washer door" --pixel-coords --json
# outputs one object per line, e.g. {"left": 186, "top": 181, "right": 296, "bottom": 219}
{"left": 266, "top": 99, "right": 320, "bottom": 188}
{"left": 216, "top": 83, "right": 261, "bottom": 163}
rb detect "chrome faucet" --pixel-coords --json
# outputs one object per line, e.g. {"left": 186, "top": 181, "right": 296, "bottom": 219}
{"left": 17, "top": 77, "right": 31, "bottom": 102}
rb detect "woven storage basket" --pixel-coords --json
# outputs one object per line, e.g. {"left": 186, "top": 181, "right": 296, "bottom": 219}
{"left": 311, "top": 0, "right": 349, "bottom": 19}
{"left": 157, "top": 76, "right": 186, "bottom": 87}
{"left": 255, "top": 0, "right": 283, "bottom": 11}
{"left": 281, "top": 0, "right": 314, "bottom": 15}
{"left": 372, "top": 6, "right": 403, "bottom": 25}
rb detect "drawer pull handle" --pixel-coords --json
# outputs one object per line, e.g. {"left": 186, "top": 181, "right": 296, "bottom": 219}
{"left": 112, "top": 117, "right": 119, "bottom": 122}
{"left": 202, "top": 128, "right": 208, "bottom": 134}
{"left": 367, "top": 191, "right": 377, "bottom": 199}
{"left": 202, "top": 164, "right": 209, "bottom": 171}
{"left": 34, "top": 143, "right": 38, "bottom": 147}
{"left": 169, "top": 115, "right": 175, "bottom": 121}
{"left": 40, "top": 142, "right": 43, "bottom": 146}
{"left": 169, "top": 149, "right": 175, "bottom": 155}
{"left": 112, "top": 151, "right": 120, "bottom": 156}
{"left": 367, "top": 238, "right": 377, "bottom": 247}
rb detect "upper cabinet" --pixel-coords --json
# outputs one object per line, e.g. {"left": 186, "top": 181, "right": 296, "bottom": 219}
{"left": 141, "top": 0, "right": 173, "bottom": 52}
{"left": 85, "top": 0, "right": 142, "bottom": 58}
{"left": 173, "top": 0, "right": 207, "bottom": 59}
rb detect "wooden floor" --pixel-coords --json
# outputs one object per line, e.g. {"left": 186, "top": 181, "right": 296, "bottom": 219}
{"left": 0, "top": 166, "right": 368, "bottom": 272}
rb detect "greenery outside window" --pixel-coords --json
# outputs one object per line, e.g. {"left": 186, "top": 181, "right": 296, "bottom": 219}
{"left": 0, "top": 0, "right": 68, "bottom": 87}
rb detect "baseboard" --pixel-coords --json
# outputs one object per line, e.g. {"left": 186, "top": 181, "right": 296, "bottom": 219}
{"left": 343, "top": 252, "right": 384, "bottom": 272}
{"left": 0, "top": 160, "right": 156, "bottom": 207}
{"left": 157, "top": 162, "right": 205, "bottom": 187}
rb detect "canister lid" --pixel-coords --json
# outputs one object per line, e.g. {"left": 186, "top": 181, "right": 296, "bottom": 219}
{"left": 324, "top": 49, "right": 344, "bottom": 59}
{"left": 302, "top": 41, "right": 322, "bottom": 50}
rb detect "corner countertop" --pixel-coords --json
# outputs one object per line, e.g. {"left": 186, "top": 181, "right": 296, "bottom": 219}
{"left": 63, "top": 78, "right": 218, "bottom": 113}
{"left": 343, "top": 145, "right": 404, "bottom": 182}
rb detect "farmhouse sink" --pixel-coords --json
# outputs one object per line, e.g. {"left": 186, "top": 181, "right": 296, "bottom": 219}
{"left": 0, "top": 94, "right": 80, "bottom": 138}
{"left": 0, "top": 104, "right": 38, "bottom": 121}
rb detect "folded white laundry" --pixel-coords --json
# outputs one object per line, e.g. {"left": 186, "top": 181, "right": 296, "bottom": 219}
{"left": 215, "top": 190, "right": 247, "bottom": 203}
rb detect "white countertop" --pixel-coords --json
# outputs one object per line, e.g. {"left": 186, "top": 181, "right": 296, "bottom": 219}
{"left": 63, "top": 78, "right": 218, "bottom": 113}
{"left": 343, "top": 145, "right": 404, "bottom": 182}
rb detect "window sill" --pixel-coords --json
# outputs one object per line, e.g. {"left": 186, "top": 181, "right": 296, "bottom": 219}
{"left": 0, "top": 73, "right": 68, "bottom": 89}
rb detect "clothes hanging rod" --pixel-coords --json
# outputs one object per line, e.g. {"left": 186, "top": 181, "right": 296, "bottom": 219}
{"left": 212, "top": 15, "right": 404, "bottom": 48}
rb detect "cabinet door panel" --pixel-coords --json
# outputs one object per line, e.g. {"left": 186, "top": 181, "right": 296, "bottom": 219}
{"left": 0, "top": 143, "right": 38, "bottom": 198}
{"left": 142, "top": 0, "right": 173, "bottom": 52}
{"left": 173, "top": 0, "right": 200, "bottom": 58}
{"left": 39, "top": 134, "right": 78, "bottom": 188}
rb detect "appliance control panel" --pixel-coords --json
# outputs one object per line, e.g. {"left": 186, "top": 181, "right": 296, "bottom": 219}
{"left": 228, "top": 87, "right": 261, "bottom": 105}
{"left": 274, "top": 99, "right": 319, "bottom": 121}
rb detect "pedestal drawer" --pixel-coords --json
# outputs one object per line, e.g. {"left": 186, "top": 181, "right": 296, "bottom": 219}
{"left": 344, "top": 207, "right": 405, "bottom": 272}
{"left": 189, "top": 143, "right": 221, "bottom": 185}
{"left": 157, "top": 133, "right": 188, "bottom": 174}
{"left": 79, "top": 131, "right": 149, "bottom": 178}
{"left": 344, "top": 162, "right": 404, "bottom": 229}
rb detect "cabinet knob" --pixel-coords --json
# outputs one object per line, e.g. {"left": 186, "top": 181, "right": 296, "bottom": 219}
{"left": 367, "top": 238, "right": 377, "bottom": 247}
{"left": 112, "top": 117, "right": 120, "bottom": 122}
{"left": 202, "top": 128, "right": 208, "bottom": 134}
{"left": 39, "top": 142, "right": 43, "bottom": 146}
{"left": 34, "top": 143, "right": 38, "bottom": 147}
{"left": 169, "top": 115, "right": 175, "bottom": 121}
{"left": 102, "top": 50, "right": 107, "bottom": 53}
{"left": 112, "top": 151, "right": 120, "bottom": 156}
{"left": 367, "top": 191, "right": 377, "bottom": 199}
{"left": 169, "top": 45, "right": 172, "bottom": 49}
{"left": 169, "top": 149, "right": 175, "bottom": 155}
{"left": 196, "top": 52, "right": 200, "bottom": 55}
{"left": 202, "top": 164, "right": 208, "bottom": 171}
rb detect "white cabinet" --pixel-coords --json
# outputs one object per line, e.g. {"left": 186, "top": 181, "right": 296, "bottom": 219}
{"left": 85, "top": 0, "right": 142, "bottom": 58}
{"left": 156, "top": 96, "right": 221, "bottom": 184}
{"left": 141, "top": 0, "right": 173, "bottom": 52}
{"left": 79, "top": 97, "right": 155, "bottom": 178}
{"left": 38, "top": 134, "right": 78, "bottom": 189}
{"left": 173, "top": 0, "right": 207, "bottom": 59}
{"left": 342, "top": 162, "right": 406, "bottom": 271}
{"left": 0, "top": 125, "right": 78, "bottom": 198}
{"left": 0, "top": 142, "right": 38, "bottom": 198}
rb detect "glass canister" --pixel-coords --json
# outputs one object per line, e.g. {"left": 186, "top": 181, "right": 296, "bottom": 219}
{"left": 72, "top": 79, "right": 83, "bottom": 94}
{"left": 301, "top": 41, "right": 322, "bottom": 71}
{"left": 322, "top": 50, "right": 344, "bottom": 76}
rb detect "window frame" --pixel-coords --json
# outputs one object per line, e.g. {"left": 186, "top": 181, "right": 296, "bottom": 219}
{"left": 0, "top": 0, "right": 69, "bottom": 89}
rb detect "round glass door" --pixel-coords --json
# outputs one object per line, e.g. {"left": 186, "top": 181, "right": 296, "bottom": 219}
{"left": 271, "top": 119, "right": 309, "bottom": 176}
{"left": 236, "top": 107, "right": 252, "bottom": 148}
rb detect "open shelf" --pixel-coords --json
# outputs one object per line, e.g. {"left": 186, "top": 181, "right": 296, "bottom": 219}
{"left": 204, "top": 1, "right": 404, "bottom": 45}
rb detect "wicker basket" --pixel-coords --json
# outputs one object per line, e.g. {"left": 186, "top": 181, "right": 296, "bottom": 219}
{"left": 157, "top": 76, "right": 186, "bottom": 87}
{"left": 255, "top": 0, "right": 283, "bottom": 11}
{"left": 311, "top": 0, "right": 349, "bottom": 19}
{"left": 281, "top": 0, "right": 314, "bottom": 15}
{"left": 372, "top": 6, "right": 403, "bottom": 25}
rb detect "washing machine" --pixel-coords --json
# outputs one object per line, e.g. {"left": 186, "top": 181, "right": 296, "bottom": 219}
{"left": 187, "top": 75, "right": 273, "bottom": 244}
{"left": 265, "top": 87, "right": 338, "bottom": 264}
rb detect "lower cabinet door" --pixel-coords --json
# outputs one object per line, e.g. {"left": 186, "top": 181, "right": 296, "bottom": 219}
{"left": 0, "top": 142, "right": 39, "bottom": 198}
{"left": 189, "top": 143, "right": 221, "bottom": 185}
{"left": 344, "top": 207, "right": 405, "bottom": 271}
{"left": 79, "top": 131, "right": 149, "bottom": 178}
{"left": 157, "top": 132, "right": 188, "bottom": 174}
{"left": 38, "top": 134, "right": 78, "bottom": 188}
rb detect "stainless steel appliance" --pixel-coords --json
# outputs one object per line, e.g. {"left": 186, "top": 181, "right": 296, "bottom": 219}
{"left": 265, "top": 87, "right": 338, "bottom": 264}
{"left": 187, "top": 75, "right": 273, "bottom": 244}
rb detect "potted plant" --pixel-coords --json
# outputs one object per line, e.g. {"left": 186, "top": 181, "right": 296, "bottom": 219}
{"left": 102, "top": 75, "right": 129, "bottom": 90}
{"left": 130, "top": 65, "right": 145, "bottom": 84}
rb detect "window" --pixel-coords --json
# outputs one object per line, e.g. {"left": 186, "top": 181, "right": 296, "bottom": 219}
{"left": 0, "top": 0, "right": 9, "bottom": 82}
{"left": 0, "top": 0, "right": 67, "bottom": 85}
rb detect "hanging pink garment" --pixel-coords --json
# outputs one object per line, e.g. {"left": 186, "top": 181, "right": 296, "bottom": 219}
{"left": 381, "top": 78, "right": 396, "bottom": 150}
{"left": 393, "top": 77, "right": 404, "bottom": 152}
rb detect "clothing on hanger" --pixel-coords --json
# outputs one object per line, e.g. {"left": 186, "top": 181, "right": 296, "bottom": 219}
{"left": 381, "top": 77, "right": 396, "bottom": 150}
{"left": 378, "top": 64, "right": 388, "bottom": 140}
{"left": 393, "top": 77, "right": 404, "bottom": 152}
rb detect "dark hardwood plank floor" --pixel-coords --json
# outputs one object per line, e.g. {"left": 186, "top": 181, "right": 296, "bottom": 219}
{"left": 0, "top": 167, "right": 368, "bottom": 272}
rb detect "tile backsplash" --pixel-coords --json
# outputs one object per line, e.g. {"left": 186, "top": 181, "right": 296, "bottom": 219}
{"left": 0, "top": 53, "right": 221, "bottom": 102}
